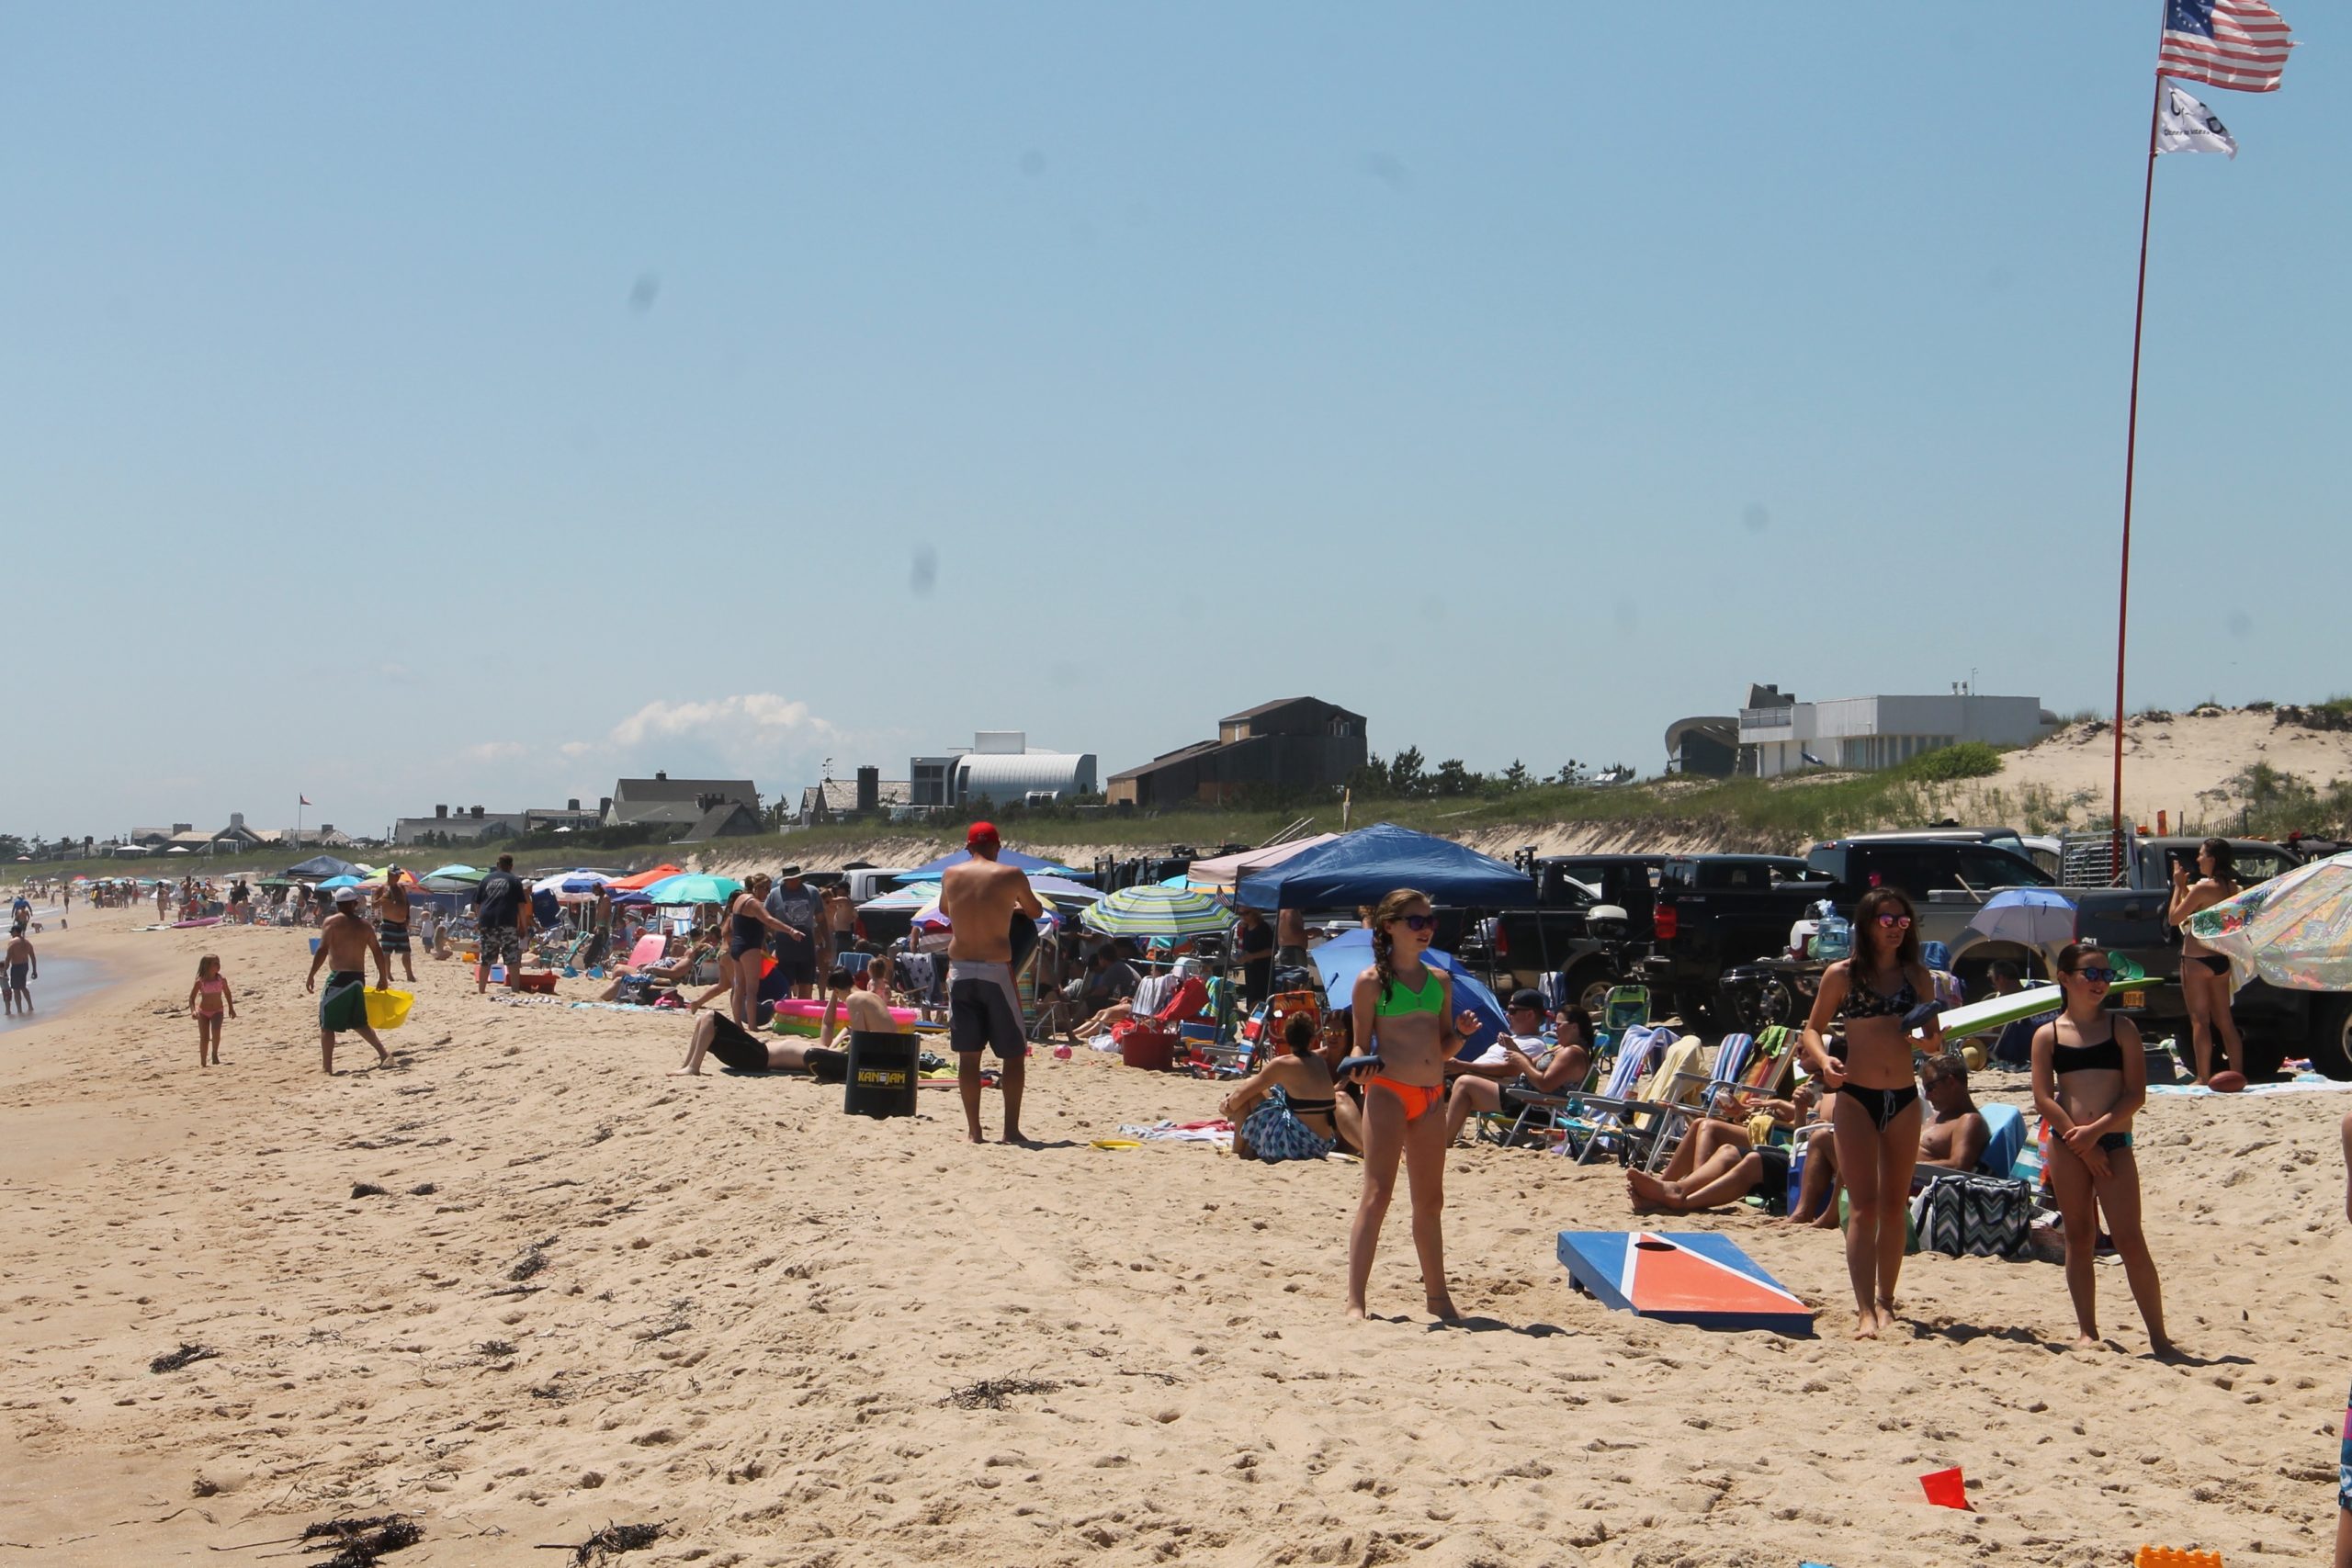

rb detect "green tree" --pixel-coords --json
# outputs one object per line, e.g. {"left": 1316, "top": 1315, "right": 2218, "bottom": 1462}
{"left": 1431, "top": 759, "right": 1482, "bottom": 797}
{"left": 1388, "top": 746, "right": 1428, "bottom": 798}
{"left": 1500, "top": 760, "right": 1531, "bottom": 792}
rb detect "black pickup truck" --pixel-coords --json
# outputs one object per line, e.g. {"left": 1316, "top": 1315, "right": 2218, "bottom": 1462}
{"left": 2071, "top": 837, "right": 2350, "bottom": 1077}
{"left": 1640, "top": 855, "right": 1834, "bottom": 1022}
{"left": 1489, "top": 854, "right": 1669, "bottom": 1013}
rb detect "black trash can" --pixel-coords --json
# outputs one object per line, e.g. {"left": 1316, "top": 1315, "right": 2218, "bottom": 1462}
{"left": 843, "top": 1028, "right": 919, "bottom": 1119}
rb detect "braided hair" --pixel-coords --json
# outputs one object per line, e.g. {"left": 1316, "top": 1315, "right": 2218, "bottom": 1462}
{"left": 1367, "top": 887, "right": 1430, "bottom": 1007}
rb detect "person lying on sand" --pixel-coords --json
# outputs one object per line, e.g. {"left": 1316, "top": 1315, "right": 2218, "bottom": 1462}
{"left": 1625, "top": 1081, "right": 1822, "bottom": 1215}
{"left": 672, "top": 1009, "right": 847, "bottom": 1080}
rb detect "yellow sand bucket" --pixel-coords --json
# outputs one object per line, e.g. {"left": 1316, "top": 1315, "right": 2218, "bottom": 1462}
{"left": 364, "top": 988, "right": 415, "bottom": 1030}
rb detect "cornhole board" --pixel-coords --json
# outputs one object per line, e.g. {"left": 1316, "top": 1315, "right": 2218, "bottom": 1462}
{"left": 1556, "top": 1231, "right": 1815, "bottom": 1335}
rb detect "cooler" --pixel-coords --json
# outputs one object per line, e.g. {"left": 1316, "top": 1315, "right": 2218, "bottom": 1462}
{"left": 844, "top": 1028, "right": 919, "bottom": 1119}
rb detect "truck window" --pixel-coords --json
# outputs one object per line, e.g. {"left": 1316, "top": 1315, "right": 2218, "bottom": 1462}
{"left": 1806, "top": 847, "right": 1847, "bottom": 884}
{"left": 1950, "top": 847, "right": 2053, "bottom": 889}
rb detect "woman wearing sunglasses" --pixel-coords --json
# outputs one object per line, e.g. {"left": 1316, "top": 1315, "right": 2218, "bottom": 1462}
{"left": 1799, "top": 886, "right": 1942, "bottom": 1339}
{"left": 2031, "top": 942, "right": 2171, "bottom": 1355}
{"left": 1343, "top": 887, "right": 1480, "bottom": 1321}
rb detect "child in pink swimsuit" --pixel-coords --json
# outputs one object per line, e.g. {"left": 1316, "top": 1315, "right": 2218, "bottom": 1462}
{"left": 188, "top": 954, "right": 235, "bottom": 1066}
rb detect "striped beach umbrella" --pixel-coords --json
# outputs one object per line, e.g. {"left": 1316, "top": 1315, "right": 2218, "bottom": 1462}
{"left": 1079, "top": 884, "right": 1231, "bottom": 939}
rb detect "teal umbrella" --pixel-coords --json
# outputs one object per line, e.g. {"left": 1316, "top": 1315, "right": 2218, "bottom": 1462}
{"left": 1079, "top": 884, "right": 1231, "bottom": 939}
{"left": 423, "top": 863, "right": 483, "bottom": 894}
{"left": 641, "top": 873, "right": 744, "bottom": 906}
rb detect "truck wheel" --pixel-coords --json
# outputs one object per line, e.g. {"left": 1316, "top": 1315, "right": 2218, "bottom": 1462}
{"left": 1735, "top": 975, "right": 1799, "bottom": 1035}
{"left": 2308, "top": 996, "right": 2352, "bottom": 1081}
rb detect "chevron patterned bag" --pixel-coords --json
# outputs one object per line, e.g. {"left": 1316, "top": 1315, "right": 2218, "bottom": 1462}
{"left": 1909, "top": 1173, "right": 2033, "bottom": 1260}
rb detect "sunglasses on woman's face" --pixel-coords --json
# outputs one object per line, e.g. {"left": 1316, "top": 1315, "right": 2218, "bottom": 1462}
{"left": 1874, "top": 913, "right": 1912, "bottom": 930}
{"left": 1395, "top": 913, "right": 1437, "bottom": 932}
{"left": 2072, "top": 966, "right": 2114, "bottom": 985}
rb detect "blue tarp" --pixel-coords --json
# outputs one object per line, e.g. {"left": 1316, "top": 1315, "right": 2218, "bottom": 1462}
{"left": 898, "top": 848, "right": 1083, "bottom": 881}
{"left": 1235, "top": 823, "right": 1534, "bottom": 911}
{"left": 1308, "top": 928, "right": 1509, "bottom": 1059}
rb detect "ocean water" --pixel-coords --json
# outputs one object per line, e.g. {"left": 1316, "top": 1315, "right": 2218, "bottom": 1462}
{"left": 0, "top": 952, "right": 106, "bottom": 1028}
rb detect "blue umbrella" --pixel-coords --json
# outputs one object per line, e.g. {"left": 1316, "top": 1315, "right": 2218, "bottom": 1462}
{"left": 317, "top": 874, "right": 364, "bottom": 890}
{"left": 1958, "top": 888, "right": 2078, "bottom": 953}
{"left": 1308, "top": 929, "right": 1509, "bottom": 1060}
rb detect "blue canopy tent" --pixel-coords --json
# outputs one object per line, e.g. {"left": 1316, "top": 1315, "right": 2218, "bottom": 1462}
{"left": 1235, "top": 823, "right": 1535, "bottom": 911}
{"left": 898, "top": 847, "right": 1084, "bottom": 881}
{"left": 1309, "top": 928, "right": 1510, "bottom": 1060}
{"left": 284, "top": 854, "right": 363, "bottom": 880}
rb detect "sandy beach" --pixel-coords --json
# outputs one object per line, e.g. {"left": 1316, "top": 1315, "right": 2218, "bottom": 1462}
{"left": 5, "top": 905, "right": 2349, "bottom": 1566}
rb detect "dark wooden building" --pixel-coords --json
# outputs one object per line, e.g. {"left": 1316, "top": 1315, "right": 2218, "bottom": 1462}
{"left": 1106, "top": 697, "right": 1367, "bottom": 807}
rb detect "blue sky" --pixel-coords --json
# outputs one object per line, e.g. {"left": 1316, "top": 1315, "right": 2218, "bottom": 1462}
{"left": 6, "top": 4, "right": 2342, "bottom": 840}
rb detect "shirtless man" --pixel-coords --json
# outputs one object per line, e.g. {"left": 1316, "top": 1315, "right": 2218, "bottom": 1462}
{"left": 4, "top": 924, "right": 34, "bottom": 1015}
{"left": 305, "top": 886, "right": 392, "bottom": 1073}
{"left": 938, "top": 822, "right": 1044, "bottom": 1143}
{"left": 819, "top": 964, "right": 902, "bottom": 1044}
{"left": 377, "top": 864, "right": 416, "bottom": 983}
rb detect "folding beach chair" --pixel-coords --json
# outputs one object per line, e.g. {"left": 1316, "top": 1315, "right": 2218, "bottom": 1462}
{"left": 1474, "top": 1035, "right": 1607, "bottom": 1148}
{"left": 1178, "top": 977, "right": 1243, "bottom": 1075}
{"left": 1639, "top": 1032, "right": 1759, "bottom": 1173}
{"left": 1602, "top": 985, "right": 1650, "bottom": 1034}
{"left": 626, "top": 933, "right": 667, "bottom": 970}
{"left": 1552, "top": 1026, "right": 1676, "bottom": 1164}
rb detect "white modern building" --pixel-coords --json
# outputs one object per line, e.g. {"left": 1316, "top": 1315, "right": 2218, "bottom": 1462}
{"left": 1736, "top": 684, "right": 2059, "bottom": 779}
{"left": 910, "top": 732, "right": 1097, "bottom": 807}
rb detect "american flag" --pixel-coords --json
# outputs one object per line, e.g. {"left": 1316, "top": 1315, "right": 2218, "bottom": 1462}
{"left": 2159, "top": 0, "right": 2295, "bottom": 94}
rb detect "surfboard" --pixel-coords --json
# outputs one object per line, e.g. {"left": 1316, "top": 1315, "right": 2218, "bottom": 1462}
{"left": 1913, "top": 984, "right": 2064, "bottom": 1041}
{"left": 1556, "top": 1231, "right": 1815, "bottom": 1335}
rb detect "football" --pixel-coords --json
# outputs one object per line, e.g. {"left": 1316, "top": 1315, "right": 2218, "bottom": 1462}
{"left": 2208, "top": 1070, "right": 2247, "bottom": 1095}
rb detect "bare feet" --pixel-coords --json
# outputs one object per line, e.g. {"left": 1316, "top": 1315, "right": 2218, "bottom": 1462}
{"left": 1345, "top": 1300, "right": 1368, "bottom": 1321}
{"left": 1851, "top": 1310, "right": 1880, "bottom": 1340}
{"left": 1003, "top": 1125, "right": 1031, "bottom": 1145}
{"left": 2150, "top": 1336, "right": 2181, "bottom": 1360}
{"left": 1875, "top": 1295, "right": 1900, "bottom": 1332}
{"left": 2074, "top": 1330, "right": 2101, "bottom": 1349}
{"left": 668, "top": 1067, "right": 701, "bottom": 1077}
{"left": 1425, "top": 1292, "right": 1462, "bottom": 1323}
{"left": 1625, "top": 1168, "right": 1682, "bottom": 1213}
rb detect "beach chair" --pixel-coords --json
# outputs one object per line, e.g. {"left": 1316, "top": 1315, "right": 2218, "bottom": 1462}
{"left": 1552, "top": 1026, "right": 1675, "bottom": 1164}
{"left": 626, "top": 933, "right": 667, "bottom": 970}
{"left": 1473, "top": 1033, "right": 1608, "bottom": 1148}
{"left": 1602, "top": 985, "right": 1650, "bottom": 1034}
{"left": 1638, "top": 1032, "right": 1759, "bottom": 1173}
{"left": 1976, "top": 1102, "right": 2026, "bottom": 1179}
{"left": 1178, "top": 977, "right": 1244, "bottom": 1075}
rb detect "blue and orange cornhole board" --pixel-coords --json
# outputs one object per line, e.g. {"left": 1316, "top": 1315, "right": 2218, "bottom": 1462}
{"left": 1556, "top": 1231, "right": 1815, "bottom": 1336}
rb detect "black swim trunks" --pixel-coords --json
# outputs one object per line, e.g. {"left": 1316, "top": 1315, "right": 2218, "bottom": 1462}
{"left": 948, "top": 959, "right": 1028, "bottom": 1058}
{"left": 704, "top": 1013, "right": 772, "bottom": 1073}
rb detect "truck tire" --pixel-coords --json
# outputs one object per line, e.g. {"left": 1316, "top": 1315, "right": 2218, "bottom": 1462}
{"left": 1567, "top": 964, "right": 1617, "bottom": 1022}
{"left": 1733, "top": 973, "right": 1801, "bottom": 1035}
{"left": 2308, "top": 995, "right": 2352, "bottom": 1081}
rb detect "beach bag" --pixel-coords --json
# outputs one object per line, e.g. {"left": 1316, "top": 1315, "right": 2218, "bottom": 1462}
{"left": 1909, "top": 1173, "right": 2033, "bottom": 1259}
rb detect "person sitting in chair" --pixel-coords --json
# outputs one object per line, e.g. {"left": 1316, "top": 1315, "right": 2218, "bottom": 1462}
{"left": 1065, "top": 945, "right": 1140, "bottom": 1038}
{"left": 1084, "top": 957, "right": 1204, "bottom": 1038}
{"left": 1443, "top": 999, "right": 1597, "bottom": 1146}
{"left": 598, "top": 925, "right": 717, "bottom": 1002}
{"left": 1220, "top": 1011, "right": 1341, "bottom": 1162}
{"left": 1624, "top": 1080, "right": 1825, "bottom": 1214}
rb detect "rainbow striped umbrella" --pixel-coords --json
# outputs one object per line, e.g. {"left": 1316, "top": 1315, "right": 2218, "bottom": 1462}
{"left": 1078, "top": 884, "right": 1230, "bottom": 939}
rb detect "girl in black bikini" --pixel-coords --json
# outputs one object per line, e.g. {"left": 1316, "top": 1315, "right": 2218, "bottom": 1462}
{"left": 1799, "top": 886, "right": 1943, "bottom": 1339}
{"left": 2166, "top": 837, "right": 2244, "bottom": 1083}
{"left": 2030, "top": 942, "right": 2172, "bottom": 1354}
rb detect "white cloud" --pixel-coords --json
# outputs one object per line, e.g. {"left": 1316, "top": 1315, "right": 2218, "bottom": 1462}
{"left": 462, "top": 740, "right": 528, "bottom": 762}
{"left": 559, "top": 740, "right": 594, "bottom": 759}
{"left": 609, "top": 694, "right": 835, "bottom": 750}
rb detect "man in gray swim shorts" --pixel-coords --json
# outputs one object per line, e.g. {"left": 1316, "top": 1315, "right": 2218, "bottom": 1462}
{"left": 939, "top": 822, "right": 1045, "bottom": 1145}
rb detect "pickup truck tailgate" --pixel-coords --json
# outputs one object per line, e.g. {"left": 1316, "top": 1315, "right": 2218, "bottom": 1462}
{"left": 2073, "top": 888, "right": 2178, "bottom": 1017}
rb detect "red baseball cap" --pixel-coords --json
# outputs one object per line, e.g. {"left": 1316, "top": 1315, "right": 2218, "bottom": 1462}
{"left": 967, "top": 821, "right": 1000, "bottom": 851}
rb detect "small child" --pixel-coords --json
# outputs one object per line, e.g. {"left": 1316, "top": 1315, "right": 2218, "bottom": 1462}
{"left": 188, "top": 954, "right": 234, "bottom": 1066}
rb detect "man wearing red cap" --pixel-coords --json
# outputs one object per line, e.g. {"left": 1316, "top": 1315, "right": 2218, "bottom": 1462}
{"left": 939, "top": 821, "right": 1046, "bottom": 1143}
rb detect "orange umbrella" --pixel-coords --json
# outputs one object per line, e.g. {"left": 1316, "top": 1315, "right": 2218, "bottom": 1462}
{"left": 611, "top": 863, "right": 686, "bottom": 891}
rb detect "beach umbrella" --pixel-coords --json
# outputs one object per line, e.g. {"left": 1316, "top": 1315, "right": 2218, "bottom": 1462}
{"left": 359, "top": 867, "right": 426, "bottom": 890}
{"left": 1027, "top": 874, "right": 1106, "bottom": 905}
{"left": 424, "top": 863, "right": 481, "bottom": 883}
{"left": 317, "top": 874, "right": 365, "bottom": 890}
{"left": 612, "top": 863, "right": 686, "bottom": 891}
{"left": 1306, "top": 928, "right": 1510, "bottom": 1057}
{"left": 1080, "top": 884, "right": 1232, "bottom": 940}
{"left": 898, "top": 847, "right": 1083, "bottom": 881}
{"left": 2188, "top": 851, "right": 2352, "bottom": 992}
{"left": 857, "top": 885, "right": 938, "bottom": 912}
{"left": 1955, "top": 888, "right": 2078, "bottom": 956}
{"left": 641, "top": 873, "right": 743, "bottom": 906}
{"left": 536, "top": 870, "right": 614, "bottom": 896}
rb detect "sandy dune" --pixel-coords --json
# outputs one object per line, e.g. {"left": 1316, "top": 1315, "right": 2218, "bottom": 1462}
{"left": 5, "top": 908, "right": 2350, "bottom": 1565}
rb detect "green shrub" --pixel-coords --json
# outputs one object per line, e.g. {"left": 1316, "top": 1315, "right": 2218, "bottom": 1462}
{"left": 1897, "top": 741, "right": 2004, "bottom": 784}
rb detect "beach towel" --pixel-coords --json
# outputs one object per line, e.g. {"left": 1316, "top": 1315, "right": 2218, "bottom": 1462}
{"left": 1238, "top": 1092, "right": 1333, "bottom": 1162}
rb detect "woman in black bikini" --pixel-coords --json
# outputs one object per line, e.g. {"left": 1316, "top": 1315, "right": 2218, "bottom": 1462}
{"left": 2166, "top": 837, "right": 2244, "bottom": 1083}
{"left": 724, "top": 874, "right": 802, "bottom": 1028}
{"left": 2030, "top": 942, "right": 2172, "bottom": 1354}
{"left": 1798, "top": 886, "right": 1943, "bottom": 1339}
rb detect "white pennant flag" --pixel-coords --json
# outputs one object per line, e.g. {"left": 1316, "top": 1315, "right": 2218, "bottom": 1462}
{"left": 2156, "top": 81, "right": 2239, "bottom": 158}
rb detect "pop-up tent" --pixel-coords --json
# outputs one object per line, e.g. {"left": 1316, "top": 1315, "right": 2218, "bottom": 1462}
{"left": 284, "top": 854, "right": 363, "bottom": 880}
{"left": 1234, "top": 823, "right": 1534, "bottom": 910}
{"left": 898, "top": 847, "right": 1083, "bottom": 881}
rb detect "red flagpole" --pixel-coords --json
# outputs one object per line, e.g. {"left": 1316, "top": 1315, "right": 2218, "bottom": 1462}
{"left": 2111, "top": 70, "right": 2165, "bottom": 886}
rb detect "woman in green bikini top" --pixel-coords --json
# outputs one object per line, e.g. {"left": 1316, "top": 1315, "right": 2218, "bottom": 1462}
{"left": 1343, "top": 887, "right": 1482, "bottom": 1324}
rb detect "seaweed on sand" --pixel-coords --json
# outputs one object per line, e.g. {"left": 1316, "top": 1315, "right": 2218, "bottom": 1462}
{"left": 149, "top": 1343, "right": 219, "bottom": 1374}
{"left": 300, "top": 1514, "right": 422, "bottom": 1567}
